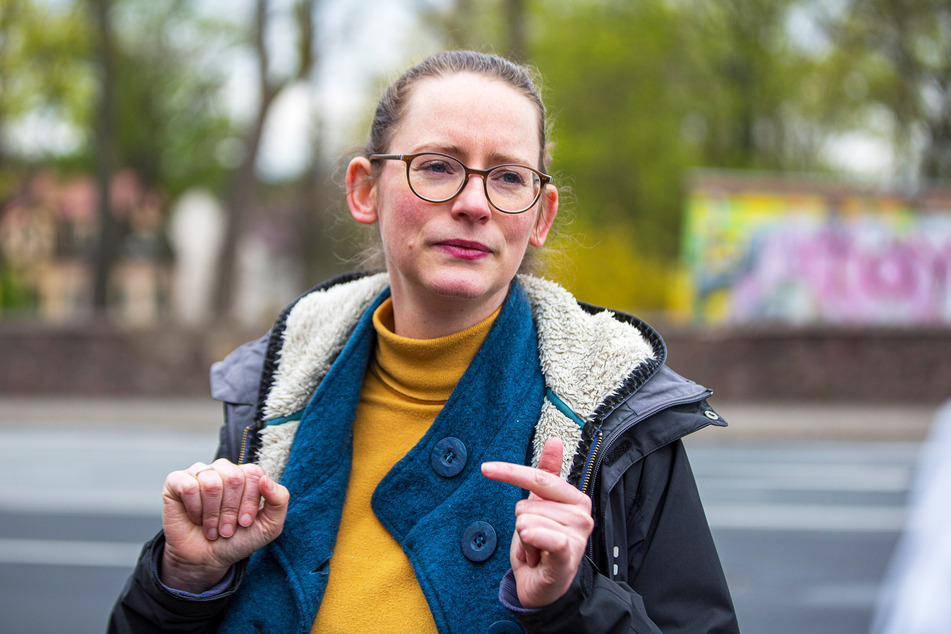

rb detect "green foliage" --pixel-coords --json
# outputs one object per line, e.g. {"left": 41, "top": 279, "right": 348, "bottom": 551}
{"left": 0, "top": 0, "right": 95, "bottom": 163}
{"left": 0, "top": 262, "right": 34, "bottom": 313}
{"left": 0, "top": 0, "right": 238, "bottom": 199}
{"left": 543, "top": 218, "right": 676, "bottom": 313}
{"left": 530, "top": 0, "right": 826, "bottom": 262}
{"left": 109, "top": 0, "right": 238, "bottom": 197}
{"left": 487, "top": 0, "right": 865, "bottom": 313}
{"left": 817, "top": 0, "right": 951, "bottom": 180}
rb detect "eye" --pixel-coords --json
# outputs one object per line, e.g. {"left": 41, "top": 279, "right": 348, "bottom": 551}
{"left": 416, "top": 157, "right": 459, "bottom": 176}
{"left": 490, "top": 167, "right": 530, "bottom": 188}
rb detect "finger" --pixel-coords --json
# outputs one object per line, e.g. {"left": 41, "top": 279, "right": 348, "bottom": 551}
{"left": 482, "top": 461, "right": 587, "bottom": 504}
{"left": 236, "top": 464, "right": 266, "bottom": 528}
{"left": 515, "top": 497, "right": 593, "bottom": 528}
{"left": 522, "top": 536, "right": 541, "bottom": 567}
{"left": 515, "top": 511, "right": 591, "bottom": 551}
{"left": 163, "top": 470, "right": 204, "bottom": 526}
{"left": 257, "top": 475, "right": 290, "bottom": 528}
{"left": 211, "top": 459, "right": 245, "bottom": 538}
{"left": 195, "top": 469, "right": 224, "bottom": 540}
{"left": 536, "top": 437, "right": 564, "bottom": 477}
{"left": 516, "top": 525, "right": 575, "bottom": 565}
{"left": 510, "top": 529, "right": 539, "bottom": 568}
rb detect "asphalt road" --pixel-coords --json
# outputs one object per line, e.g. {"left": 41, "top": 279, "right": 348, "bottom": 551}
{"left": 0, "top": 397, "right": 937, "bottom": 633}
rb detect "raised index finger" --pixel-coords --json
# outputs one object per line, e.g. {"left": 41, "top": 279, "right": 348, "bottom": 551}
{"left": 481, "top": 461, "right": 585, "bottom": 504}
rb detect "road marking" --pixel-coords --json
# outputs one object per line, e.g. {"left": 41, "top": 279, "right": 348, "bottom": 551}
{"left": 0, "top": 491, "right": 161, "bottom": 516}
{"left": 706, "top": 503, "right": 907, "bottom": 532}
{"left": 0, "top": 538, "right": 142, "bottom": 568}
{"left": 697, "top": 472, "right": 910, "bottom": 492}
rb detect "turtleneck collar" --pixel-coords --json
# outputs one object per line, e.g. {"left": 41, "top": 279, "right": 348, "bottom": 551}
{"left": 370, "top": 297, "right": 501, "bottom": 403}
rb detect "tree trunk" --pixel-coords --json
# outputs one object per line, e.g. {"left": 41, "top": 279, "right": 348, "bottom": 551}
{"left": 505, "top": 0, "right": 527, "bottom": 62}
{"left": 213, "top": 0, "right": 318, "bottom": 319}
{"left": 90, "top": 0, "right": 118, "bottom": 316}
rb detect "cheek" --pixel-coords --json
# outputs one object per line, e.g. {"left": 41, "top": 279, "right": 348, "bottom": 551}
{"left": 379, "top": 192, "right": 428, "bottom": 248}
{"left": 503, "top": 214, "right": 539, "bottom": 247}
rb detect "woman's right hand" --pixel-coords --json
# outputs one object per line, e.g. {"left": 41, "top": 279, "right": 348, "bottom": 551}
{"left": 159, "top": 459, "right": 290, "bottom": 593}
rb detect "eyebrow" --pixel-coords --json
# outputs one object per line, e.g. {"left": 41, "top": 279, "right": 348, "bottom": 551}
{"left": 415, "top": 143, "right": 534, "bottom": 167}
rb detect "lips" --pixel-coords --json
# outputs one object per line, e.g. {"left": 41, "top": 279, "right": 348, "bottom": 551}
{"left": 435, "top": 239, "right": 492, "bottom": 260}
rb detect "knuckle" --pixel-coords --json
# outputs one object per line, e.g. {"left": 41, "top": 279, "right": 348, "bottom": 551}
{"left": 580, "top": 515, "right": 594, "bottom": 534}
{"left": 178, "top": 478, "right": 200, "bottom": 497}
{"left": 531, "top": 469, "right": 550, "bottom": 489}
{"left": 221, "top": 471, "right": 245, "bottom": 492}
{"left": 241, "top": 463, "right": 265, "bottom": 478}
{"left": 200, "top": 476, "right": 223, "bottom": 496}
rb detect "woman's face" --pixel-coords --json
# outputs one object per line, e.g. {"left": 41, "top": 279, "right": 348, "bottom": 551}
{"left": 348, "top": 72, "right": 558, "bottom": 334}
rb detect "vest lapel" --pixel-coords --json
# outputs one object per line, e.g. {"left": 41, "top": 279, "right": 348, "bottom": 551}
{"left": 219, "top": 288, "right": 389, "bottom": 634}
{"left": 372, "top": 280, "right": 545, "bottom": 632}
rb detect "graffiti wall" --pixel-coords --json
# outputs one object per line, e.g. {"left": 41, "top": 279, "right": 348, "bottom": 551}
{"left": 680, "top": 174, "right": 951, "bottom": 326}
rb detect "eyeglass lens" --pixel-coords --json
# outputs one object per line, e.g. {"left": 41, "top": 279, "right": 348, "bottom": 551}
{"left": 408, "top": 154, "right": 541, "bottom": 212}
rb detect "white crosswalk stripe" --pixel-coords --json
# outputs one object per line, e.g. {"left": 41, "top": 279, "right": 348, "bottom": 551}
{"left": 686, "top": 441, "right": 920, "bottom": 533}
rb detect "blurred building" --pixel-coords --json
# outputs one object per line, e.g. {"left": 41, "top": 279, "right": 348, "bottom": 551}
{"left": 0, "top": 169, "right": 172, "bottom": 326}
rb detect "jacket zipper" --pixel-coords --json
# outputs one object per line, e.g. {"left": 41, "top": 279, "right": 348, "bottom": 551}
{"left": 237, "top": 425, "right": 253, "bottom": 464}
{"left": 581, "top": 388, "right": 713, "bottom": 563}
{"left": 579, "top": 429, "right": 603, "bottom": 495}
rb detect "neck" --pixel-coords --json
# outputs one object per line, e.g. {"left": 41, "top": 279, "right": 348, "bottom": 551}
{"left": 388, "top": 283, "right": 510, "bottom": 339}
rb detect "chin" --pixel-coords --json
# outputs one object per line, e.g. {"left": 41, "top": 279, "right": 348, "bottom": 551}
{"left": 425, "top": 270, "right": 501, "bottom": 301}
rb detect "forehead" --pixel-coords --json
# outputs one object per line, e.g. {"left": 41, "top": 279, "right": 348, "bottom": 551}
{"left": 391, "top": 73, "right": 541, "bottom": 163}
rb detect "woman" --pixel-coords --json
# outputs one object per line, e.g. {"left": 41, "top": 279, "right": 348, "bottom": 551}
{"left": 110, "top": 50, "right": 739, "bottom": 633}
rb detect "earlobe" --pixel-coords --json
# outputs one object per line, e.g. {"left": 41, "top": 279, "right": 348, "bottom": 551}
{"left": 346, "top": 157, "right": 378, "bottom": 225}
{"left": 529, "top": 185, "right": 558, "bottom": 247}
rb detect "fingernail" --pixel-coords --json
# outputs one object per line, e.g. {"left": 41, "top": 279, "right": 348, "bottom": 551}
{"left": 240, "top": 514, "right": 253, "bottom": 527}
{"left": 220, "top": 524, "right": 234, "bottom": 538}
{"left": 206, "top": 527, "right": 218, "bottom": 540}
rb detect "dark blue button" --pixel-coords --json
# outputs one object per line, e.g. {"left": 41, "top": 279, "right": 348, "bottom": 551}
{"left": 487, "top": 621, "right": 523, "bottom": 634}
{"left": 431, "top": 437, "right": 467, "bottom": 477}
{"left": 461, "top": 521, "right": 497, "bottom": 562}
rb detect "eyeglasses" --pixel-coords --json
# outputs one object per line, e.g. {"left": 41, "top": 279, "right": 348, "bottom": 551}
{"left": 369, "top": 152, "right": 552, "bottom": 214}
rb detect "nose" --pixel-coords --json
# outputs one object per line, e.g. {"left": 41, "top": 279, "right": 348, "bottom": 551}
{"left": 450, "top": 174, "right": 492, "bottom": 220}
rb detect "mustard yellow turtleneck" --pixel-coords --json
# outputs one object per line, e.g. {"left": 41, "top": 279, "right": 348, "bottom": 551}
{"left": 312, "top": 298, "right": 500, "bottom": 633}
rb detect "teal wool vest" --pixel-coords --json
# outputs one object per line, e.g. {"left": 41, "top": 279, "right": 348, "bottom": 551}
{"left": 218, "top": 281, "right": 546, "bottom": 633}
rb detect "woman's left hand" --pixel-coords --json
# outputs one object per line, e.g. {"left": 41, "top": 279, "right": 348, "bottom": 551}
{"left": 481, "top": 438, "right": 594, "bottom": 609}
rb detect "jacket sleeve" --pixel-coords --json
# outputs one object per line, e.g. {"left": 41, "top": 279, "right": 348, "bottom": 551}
{"left": 506, "top": 440, "right": 739, "bottom": 633}
{"left": 107, "top": 533, "right": 246, "bottom": 634}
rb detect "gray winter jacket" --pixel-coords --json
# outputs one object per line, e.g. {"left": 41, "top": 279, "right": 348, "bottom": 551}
{"left": 109, "top": 272, "right": 739, "bottom": 633}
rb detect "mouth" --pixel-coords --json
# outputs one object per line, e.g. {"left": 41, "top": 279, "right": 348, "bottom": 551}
{"left": 435, "top": 239, "right": 492, "bottom": 261}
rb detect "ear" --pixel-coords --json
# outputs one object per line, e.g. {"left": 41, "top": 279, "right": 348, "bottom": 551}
{"left": 529, "top": 185, "right": 558, "bottom": 247}
{"left": 346, "top": 157, "right": 378, "bottom": 225}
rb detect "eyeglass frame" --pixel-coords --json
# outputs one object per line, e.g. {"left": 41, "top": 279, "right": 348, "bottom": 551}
{"left": 368, "top": 151, "right": 553, "bottom": 214}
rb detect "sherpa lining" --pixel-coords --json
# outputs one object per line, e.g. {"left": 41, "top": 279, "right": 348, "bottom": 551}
{"left": 261, "top": 273, "right": 389, "bottom": 421}
{"left": 519, "top": 275, "right": 655, "bottom": 476}
{"left": 256, "top": 274, "right": 656, "bottom": 482}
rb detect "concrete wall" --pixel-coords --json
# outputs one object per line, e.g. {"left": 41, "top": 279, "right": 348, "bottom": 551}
{"left": 662, "top": 325, "right": 951, "bottom": 404}
{"left": 2, "top": 323, "right": 950, "bottom": 403}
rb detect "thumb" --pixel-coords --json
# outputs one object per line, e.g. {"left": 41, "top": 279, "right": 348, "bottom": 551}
{"left": 258, "top": 475, "right": 290, "bottom": 524}
{"left": 537, "top": 437, "right": 564, "bottom": 477}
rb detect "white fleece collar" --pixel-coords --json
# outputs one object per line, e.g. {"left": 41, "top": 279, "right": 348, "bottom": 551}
{"left": 258, "top": 274, "right": 655, "bottom": 481}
